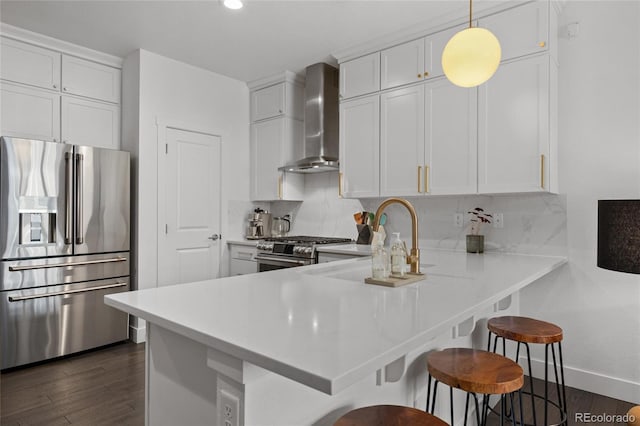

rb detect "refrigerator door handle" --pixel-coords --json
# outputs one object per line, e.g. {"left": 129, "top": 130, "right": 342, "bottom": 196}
{"left": 75, "top": 153, "right": 84, "bottom": 245}
{"left": 8, "top": 256, "right": 128, "bottom": 272}
{"left": 65, "top": 152, "right": 73, "bottom": 244}
{"left": 7, "top": 282, "right": 128, "bottom": 302}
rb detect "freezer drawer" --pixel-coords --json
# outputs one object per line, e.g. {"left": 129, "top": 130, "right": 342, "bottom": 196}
{"left": 0, "top": 252, "right": 129, "bottom": 291}
{"left": 1, "top": 277, "right": 129, "bottom": 369}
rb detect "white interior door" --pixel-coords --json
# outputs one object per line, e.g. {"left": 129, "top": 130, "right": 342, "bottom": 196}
{"left": 158, "top": 127, "right": 221, "bottom": 287}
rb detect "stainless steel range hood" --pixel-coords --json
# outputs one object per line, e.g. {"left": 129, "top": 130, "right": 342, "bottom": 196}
{"left": 279, "top": 63, "right": 339, "bottom": 173}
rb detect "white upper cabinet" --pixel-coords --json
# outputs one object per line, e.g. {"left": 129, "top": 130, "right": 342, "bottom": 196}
{"left": 380, "top": 80, "right": 477, "bottom": 197}
{"left": 250, "top": 118, "right": 303, "bottom": 201}
{"left": 478, "top": 54, "right": 551, "bottom": 194}
{"left": 427, "top": 24, "right": 467, "bottom": 80}
{"left": 251, "top": 83, "right": 285, "bottom": 121}
{"left": 248, "top": 73, "right": 304, "bottom": 201}
{"left": 62, "top": 55, "right": 121, "bottom": 103}
{"left": 378, "top": 24, "right": 467, "bottom": 91}
{"left": 250, "top": 82, "right": 303, "bottom": 122}
{"left": 339, "top": 94, "right": 380, "bottom": 198}
{"left": 1, "top": 82, "right": 61, "bottom": 142}
{"left": 336, "top": 0, "right": 557, "bottom": 197}
{"left": 480, "top": 1, "right": 549, "bottom": 62}
{"left": 0, "top": 37, "right": 61, "bottom": 91}
{"left": 381, "top": 39, "right": 425, "bottom": 90}
{"left": 425, "top": 79, "right": 477, "bottom": 195}
{"left": 380, "top": 85, "right": 424, "bottom": 196}
{"left": 61, "top": 96, "right": 120, "bottom": 149}
{"left": 340, "top": 52, "right": 380, "bottom": 100}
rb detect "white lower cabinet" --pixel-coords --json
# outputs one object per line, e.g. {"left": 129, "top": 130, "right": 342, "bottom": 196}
{"left": 228, "top": 244, "right": 257, "bottom": 276}
{"left": 1, "top": 82, "right": 61, "bottom": 142}
{"left": 61, "top": 96, "right": 120, "bottom": 149}
{"left": 250, "top": 117, "right": 304, "bottom": 201}
{"left": 339, "top": 94, "right": 380, "bottom": 198}
{"left": 478, "top": 54, "right": 554, "bottom": 193}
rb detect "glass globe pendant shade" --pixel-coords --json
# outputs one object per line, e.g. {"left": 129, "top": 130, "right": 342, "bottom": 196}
{"left": 442, "top": 27, "right": 501, "bottom": 88}
{"left": 223, "top": 0, "right": 243, "bottom": 9}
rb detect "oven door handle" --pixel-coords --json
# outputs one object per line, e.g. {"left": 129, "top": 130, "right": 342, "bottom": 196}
{"left": 255, "top": 255, "right": 309, "bottom": 266}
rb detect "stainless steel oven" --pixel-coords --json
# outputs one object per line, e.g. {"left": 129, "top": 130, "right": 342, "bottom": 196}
{"left": 255, "top": 236, "right": 352, "bottom": 272}
{"left": 255, "top": 255, "right": 313, "bottom": 272}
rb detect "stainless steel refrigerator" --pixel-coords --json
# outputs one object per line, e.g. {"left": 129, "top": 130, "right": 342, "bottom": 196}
{"left": 0, "top": 137, "right": 130, "bottom": 369}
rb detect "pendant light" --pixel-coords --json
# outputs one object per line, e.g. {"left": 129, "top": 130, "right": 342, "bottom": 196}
{"left": 223, "top": 0, "right": 243, "bottom": 10}
{"left": 442, "top": 0, "right": 501, "bottom": 88}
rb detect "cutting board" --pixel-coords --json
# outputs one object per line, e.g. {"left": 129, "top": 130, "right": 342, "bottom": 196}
{"left": 365, "top": 272, "right": 426, "bottom": 287}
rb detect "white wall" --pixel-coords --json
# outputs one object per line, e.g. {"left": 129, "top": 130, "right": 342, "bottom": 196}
{"left": 520, "top": 1, "right": 640, "bottom": 403}
{"left": 122, "top": 49, "right": 250, "bottom": 339}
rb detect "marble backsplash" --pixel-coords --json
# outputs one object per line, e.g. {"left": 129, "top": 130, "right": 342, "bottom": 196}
{"left": 228, "top": 174, "right": 568, "bottom": 256}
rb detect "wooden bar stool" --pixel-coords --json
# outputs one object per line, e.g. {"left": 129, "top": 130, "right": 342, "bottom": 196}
{"left": 334, "top": 405, "right": 448, "bottom": 426}
{"left": 427, "top": 348, "right": 524, "bottom": 426}
{"left": 487, "top": 316, "right": 567, "bottom": 426}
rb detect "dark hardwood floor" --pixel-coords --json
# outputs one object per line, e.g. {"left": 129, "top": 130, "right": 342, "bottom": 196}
{"left": 1, "top": 341, "right": 636, "bottom": 425}
{"left": 483, "top": 376, "right": 636, "bottom": 426}
{"left": 1, "top": 342, "right": 145, "bottom": 426}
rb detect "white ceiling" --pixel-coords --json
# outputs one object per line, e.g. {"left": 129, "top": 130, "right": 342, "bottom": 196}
{"left": 0, "top": 0, "right": 505, "bottom": 83}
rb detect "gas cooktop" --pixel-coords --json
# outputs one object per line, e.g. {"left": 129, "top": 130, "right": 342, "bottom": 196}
{"left": 261, "top": 236, "right": 353, "bottom": 245}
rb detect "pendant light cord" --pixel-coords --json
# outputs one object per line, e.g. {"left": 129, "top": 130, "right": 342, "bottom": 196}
{"left": 469, "top": 0, "right": 473, "bottom": 28}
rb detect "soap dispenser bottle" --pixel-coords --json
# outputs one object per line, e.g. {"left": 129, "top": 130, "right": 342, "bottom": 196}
{"left": 390, "top": 232, "right": 406, "bottom": 277}
{"left": 371, "top": 232, "right": 389, "bottom": 279}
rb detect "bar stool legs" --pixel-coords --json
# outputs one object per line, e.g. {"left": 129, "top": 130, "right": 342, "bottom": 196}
{"left": 487, "top": 317, "right": 568, "bottom": 426}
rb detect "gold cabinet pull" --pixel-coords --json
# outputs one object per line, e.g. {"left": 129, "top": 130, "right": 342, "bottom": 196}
{"left": 417, "top": 166, "right": 422, "bottom": 193}
{"left": 417, "top": 73, "right": 422, "bottom": 79}
{"left": 278, "top": 175, "right": 283, "bottom": 199}
{"left": 425, "top": 165, "right": 430, "bottom": 193}
{"left": 540, "top": 154, "right": 545, "bottom": 189}
{"left": 338, "top": 172, "right": 343, "bottom": 198}
{"left": 424, "top": 71, "right": 429, "bottom": 77}
{"left": 539, "top": 41, "right": 546, "bottom": 48}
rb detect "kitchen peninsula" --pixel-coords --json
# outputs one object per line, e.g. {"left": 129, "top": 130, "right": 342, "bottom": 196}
{"left": 105, "top": 249, "right": 566, "bottom": 425}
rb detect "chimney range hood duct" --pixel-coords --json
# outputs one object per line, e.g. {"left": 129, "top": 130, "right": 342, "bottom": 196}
{"left": 279, "top": 63, "right": 339, "bottom": 173}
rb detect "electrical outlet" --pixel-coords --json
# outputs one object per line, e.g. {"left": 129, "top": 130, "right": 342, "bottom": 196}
{"left": 220, "top": 390, "right": 239, "bottom": 426}
{"left": 454, "top": 213, "right": 464, "bottom": 228}
{"left": 493, "top": 213, "right": 504, "bottom": 228}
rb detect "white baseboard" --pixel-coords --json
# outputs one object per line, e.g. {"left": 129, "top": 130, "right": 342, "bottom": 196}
{"left": 130, "top": 324, "right": 147, "bottom": 343}
{"left": 526, "top": 357, "right": 640, "bottom": 405}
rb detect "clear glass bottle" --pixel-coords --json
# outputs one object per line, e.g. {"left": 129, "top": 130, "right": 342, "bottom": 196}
{"left": 390, "top": 232, "right": 406, "bottom": 277}
{"left": 371, "top": 239, "right": 389, "bottom": 280}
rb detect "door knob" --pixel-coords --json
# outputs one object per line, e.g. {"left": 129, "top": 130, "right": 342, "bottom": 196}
{"left": 208, "top": 234, "right": 221, "bottom": 241}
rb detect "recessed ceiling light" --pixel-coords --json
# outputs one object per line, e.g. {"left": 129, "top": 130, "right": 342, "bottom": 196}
{"left": 223, "top": 0, "right": 243, "bottom": 10}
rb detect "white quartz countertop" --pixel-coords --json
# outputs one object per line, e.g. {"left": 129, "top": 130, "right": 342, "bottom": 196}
{"left": 315, "top": 243, "right": 372, "bottom": 256}
{"left": 226, "top": 239, "right": 258, "bottom": 247}
{"left": 105, "top": 249, "right": 566, "bottom": 395}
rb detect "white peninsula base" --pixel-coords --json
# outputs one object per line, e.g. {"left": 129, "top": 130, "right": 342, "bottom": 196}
{"left": 106, "top": 250, "right": 566, "bottom": 426}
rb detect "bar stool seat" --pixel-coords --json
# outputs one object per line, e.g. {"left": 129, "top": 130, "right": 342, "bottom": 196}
{"left": 427, "top": 348, "right": 524, "bottom": 425}
{"left": 488, "top": 316, "right": 563, "bottom": 344}
{"left": 487, "top": 316, "right": 567, "bottom": 426}
{"left": 334, "top": 405, "right": 448, "bottom": 426}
